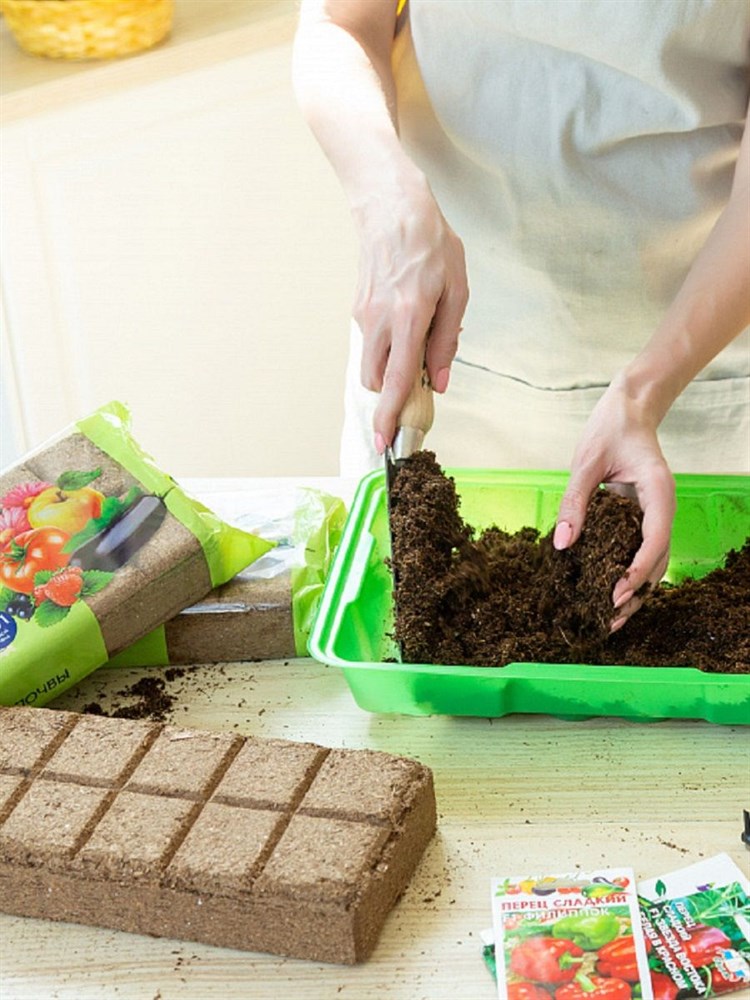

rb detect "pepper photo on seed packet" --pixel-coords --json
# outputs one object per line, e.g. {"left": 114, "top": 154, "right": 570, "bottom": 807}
{"left": 638, "top": 853, "right": 750, "bottom": 999}
{"left": 490, "top": 868, "right": 653, "bottom": 1000}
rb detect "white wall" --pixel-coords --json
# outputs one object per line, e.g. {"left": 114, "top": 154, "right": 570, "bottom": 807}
{"left": 0, "top": 13, "right": 357, "bottom": 478}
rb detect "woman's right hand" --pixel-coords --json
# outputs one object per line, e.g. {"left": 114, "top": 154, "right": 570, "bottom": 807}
{"left": 293, "top": 0, "right": 469, "bottom": 450}
{"left": 351, "top": 168, "right": 469, "bottom": 453}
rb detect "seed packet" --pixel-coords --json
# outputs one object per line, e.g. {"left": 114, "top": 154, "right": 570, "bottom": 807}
{"left": 107, "top": 486, "right": 347, "bottom": 665}
{"left": 638, "top": 853, "right": 750, "bottom": 997}
{"left": 490, "top": 868, "right": 653, "bottom": 1000}
{"left": 0, "top": 402, "right": 273, "bottom": 707}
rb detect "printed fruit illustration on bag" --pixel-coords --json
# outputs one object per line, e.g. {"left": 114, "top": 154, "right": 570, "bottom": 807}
{"left": 0, "top": 469, "right": 166, "bottom": 628}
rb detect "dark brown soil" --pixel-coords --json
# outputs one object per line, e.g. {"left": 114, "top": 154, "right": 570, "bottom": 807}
{"left": 388, "top": 451, "right": 749, "bottom": 673}
{"left": 82, "top": 672, "right": 185, "bottom": 722}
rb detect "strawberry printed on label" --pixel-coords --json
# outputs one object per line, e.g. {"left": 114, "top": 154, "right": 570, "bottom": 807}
{"left": 34, "top": 566, "right": 85, "bottom": 608}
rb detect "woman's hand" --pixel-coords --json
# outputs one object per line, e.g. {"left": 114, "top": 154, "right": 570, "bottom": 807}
{"left": 352, "top": 169, "right": 469, "bottom": 452}
{"left": 555, "top": 101, "right": 749, "bottom": 630}
{"left": 293, "top": 1, "right": 469, "bottom": 453}
{"left": 553, "top": 376, "right": 676, "bottom": 632}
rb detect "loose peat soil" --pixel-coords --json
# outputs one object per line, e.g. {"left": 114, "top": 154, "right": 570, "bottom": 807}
{"left": 388, "top": 451, "right": 749, "bottom": 673}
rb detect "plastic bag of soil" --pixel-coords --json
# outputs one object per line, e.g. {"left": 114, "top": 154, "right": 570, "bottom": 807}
{"left": 0, "top": 402, "right": 273, "bottom": 707}
{"left": 106, "top": 486, "right": 347, "bottom": 665}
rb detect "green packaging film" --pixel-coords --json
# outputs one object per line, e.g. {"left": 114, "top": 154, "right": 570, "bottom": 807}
{"left": 0, "top": 402, "right": 272, "bottom": 707}
{"left": 107, "top": 487, "right": 347, "bottom": 666}
{"left": 309, "top": 468, "right": 750, "bottom": 724}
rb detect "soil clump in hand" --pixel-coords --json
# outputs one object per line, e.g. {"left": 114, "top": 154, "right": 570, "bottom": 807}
{"left": 388, "top": 451, "right": 748, "bottom": 673}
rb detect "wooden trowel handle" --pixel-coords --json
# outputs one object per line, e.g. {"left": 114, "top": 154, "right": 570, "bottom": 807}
{"left": 397, "top": 363, "right": 434, "bottom": 436}
{"left": 391, "top": 363, "right": 434, "bottom": 461}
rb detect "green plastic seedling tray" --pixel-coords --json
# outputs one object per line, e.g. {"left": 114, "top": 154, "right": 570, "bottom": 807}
{"left": 309, "top": 469, "right": 750, "bottom": 724}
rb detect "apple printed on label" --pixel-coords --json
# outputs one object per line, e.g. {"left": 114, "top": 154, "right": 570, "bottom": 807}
{"left": 27, "top": 478, "right": 104, "bottom": 535}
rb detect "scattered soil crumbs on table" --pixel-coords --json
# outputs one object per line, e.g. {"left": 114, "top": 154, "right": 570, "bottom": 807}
{"left": 388, "top": 451, "right": 749, "bottom": 673}
{"left": 83, "top": 668, "right": 187, "bottom": 721}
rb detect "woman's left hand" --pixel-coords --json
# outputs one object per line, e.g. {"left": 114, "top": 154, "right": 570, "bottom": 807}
{"left": 553, "top": 375, "right": 676, "bottom": 632}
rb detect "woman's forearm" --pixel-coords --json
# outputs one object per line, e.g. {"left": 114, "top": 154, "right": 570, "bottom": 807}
{"left": 616, "top": 106, "right": 750, "bottom": 423}
{"left": 292, "top": 0, "right": 425, "bottom": 209}
{"left": 292, "top": 0, "right": 469, "bottom": 441}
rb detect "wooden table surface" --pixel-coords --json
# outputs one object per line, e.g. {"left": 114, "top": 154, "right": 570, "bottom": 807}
{"left": 1, "top": 656, "right": 748, "bottom": 1000}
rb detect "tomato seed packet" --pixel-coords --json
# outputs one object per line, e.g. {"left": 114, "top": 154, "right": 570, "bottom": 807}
{"left": 490, "top": 868, "right": 653, "bottom": 1000}
{"left": 0, "top": 402, "right": 273, "bottom": 707}
{"left": 638, "top": 853, "right": 750, "bottom": 998}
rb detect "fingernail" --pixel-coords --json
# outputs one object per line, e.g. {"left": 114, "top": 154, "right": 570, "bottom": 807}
{"left": 433, "top": 367, "right": 451, "bottom": 393}
{"left": 553, "top": 521, "right": 573, "bottom": 550}
{"left": 613, "top": 588, "right": 634, "bottom": 610}
{"left": 610, "top": 615, "right": 628, "bottom": 634}
{"left": 375, "top": 432, "right": 385, "bottom": 455}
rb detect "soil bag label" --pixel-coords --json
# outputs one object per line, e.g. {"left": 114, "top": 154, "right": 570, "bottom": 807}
{"left": 0, "top": 612, "right": 17, "bottom": 651}
{"left": 0, "top": 401, "right": 273, "bottom": 707}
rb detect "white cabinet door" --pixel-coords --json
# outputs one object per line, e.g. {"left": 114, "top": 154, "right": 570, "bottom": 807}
{"left": 1, "top": 39, "right": 356, "bottom": 476}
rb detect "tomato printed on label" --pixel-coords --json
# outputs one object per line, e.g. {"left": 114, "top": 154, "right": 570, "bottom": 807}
{"left": 0, "top": 527, "right": 71, "bottom": 594}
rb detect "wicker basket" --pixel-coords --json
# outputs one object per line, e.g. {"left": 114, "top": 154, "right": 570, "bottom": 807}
{"left": 0, "top": 0, "right": 173, "bottom": 60}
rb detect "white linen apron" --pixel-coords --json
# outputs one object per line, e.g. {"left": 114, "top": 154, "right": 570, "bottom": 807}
{"left": 340, "top": 0, "right": 750, "bottom": 479}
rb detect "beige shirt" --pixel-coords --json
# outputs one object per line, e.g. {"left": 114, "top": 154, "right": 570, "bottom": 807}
{"left": 341, "top": 0, "right": 750, "bottom": 478}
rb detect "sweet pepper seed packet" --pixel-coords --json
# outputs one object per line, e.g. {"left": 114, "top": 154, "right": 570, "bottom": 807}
{"left": 0, "top": 402, "right": 273, "bottom": 707}
{"left": 490, "top": 868, "right": 653, "bottom": 1000}
{"left": 639, "top": 853, "right": 750, "bottom": 998}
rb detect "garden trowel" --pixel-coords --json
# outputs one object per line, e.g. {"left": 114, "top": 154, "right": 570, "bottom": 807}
{"left": 384, "top": 364, "right": 434, "bottom": 493}
{"left": 385, "top": 364, "right": 434, "bottom": 651}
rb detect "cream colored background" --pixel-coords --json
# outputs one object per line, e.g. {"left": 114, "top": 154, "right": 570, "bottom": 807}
{"left": 0, "top": 0, "right": 357, "bottom": 478}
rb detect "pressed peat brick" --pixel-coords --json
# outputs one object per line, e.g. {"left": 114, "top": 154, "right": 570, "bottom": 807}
{"left": 85, "top": 530, "right": 212, "bottom": 657}
{"left": 0, "top": 465, "right": 39, "bottom": 499}
{"left": 26, "top": 433, "right": 136, "bottom": 500}
{"left": 163, "top": 572, "right": 297, "bottom": 663}
{"left": 42, "top": 714, "right": 155, "bottom": 786}
{"left": 0, "top": 707, "right": 436, "bottom": 963}
{"left": 0, "top": 708, "right": 75, "bottom": 774}
{"left": 125, "top": 728, "right": 239, "bottom": 799}
{"left": 255, "top": 814, "right": 390, "bottom": 905}
{"left": 0, "top": 780, "right": 110, "bottom": 866}
{"left": 0, "top": 774, "right": 25, "bottom": 820}
{"left": 166, "top": 803, "right": 285, "bottom": 896}
{"left": 2, "top": 407, "right": 274, "bottom": 713}
{"left": 212, "top": 739, "right": 327, "bottom": 810}
{"left": 77, "top": 790, "right": 197, "bottom": 881}
{"left": 300, "top": 750, "right": 421, "bottom": 824}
